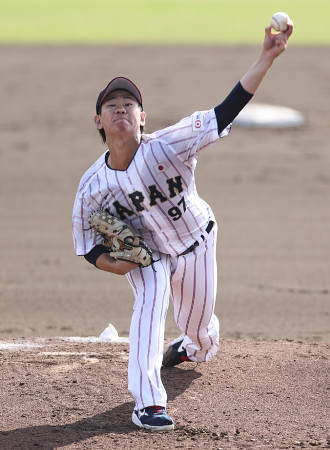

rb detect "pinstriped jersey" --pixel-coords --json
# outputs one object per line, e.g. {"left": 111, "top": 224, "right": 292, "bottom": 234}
{"left": 72, "top": 108, "right": 230, "bottom": 257}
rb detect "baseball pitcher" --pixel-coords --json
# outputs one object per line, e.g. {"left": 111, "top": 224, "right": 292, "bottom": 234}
{"left": 72, "top": 21, "right": 293, "bottom": 431}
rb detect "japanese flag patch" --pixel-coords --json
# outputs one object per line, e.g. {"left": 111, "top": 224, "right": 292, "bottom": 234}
{"left": 192, "top": 112, "right": 205, "bottom": 132}
{"left": 154, "top": 161, "right": 168, "bottom": 174}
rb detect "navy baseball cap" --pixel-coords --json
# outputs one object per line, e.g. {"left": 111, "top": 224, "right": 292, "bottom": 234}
{"left": 96, "top": 77, "right": 143, "bottom": 114}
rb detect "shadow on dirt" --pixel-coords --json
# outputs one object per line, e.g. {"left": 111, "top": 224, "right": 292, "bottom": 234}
{"left": 0, "top": 366, "right": 201, "bottom": 449}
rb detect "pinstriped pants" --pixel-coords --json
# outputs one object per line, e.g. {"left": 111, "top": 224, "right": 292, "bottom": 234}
{"left": 126, "top": 225, "right": 219, "bottom": 410}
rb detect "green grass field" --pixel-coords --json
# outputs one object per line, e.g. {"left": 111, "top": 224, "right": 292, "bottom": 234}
{"left": 1, "top": 0, "right": 329, "bottom": 45}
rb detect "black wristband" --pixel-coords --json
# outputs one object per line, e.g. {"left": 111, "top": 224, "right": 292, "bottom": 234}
{"left": 84, "top": 245, "right": 110, "bottom": 267}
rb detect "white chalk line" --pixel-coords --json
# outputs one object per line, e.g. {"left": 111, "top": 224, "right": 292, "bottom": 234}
{"left": 0, "top": 336, "right": 129, "bottom": 351}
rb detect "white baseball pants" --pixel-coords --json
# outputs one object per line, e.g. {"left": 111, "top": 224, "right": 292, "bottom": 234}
{"left": 126, "top": 226, "right": 219, "bottom": 410}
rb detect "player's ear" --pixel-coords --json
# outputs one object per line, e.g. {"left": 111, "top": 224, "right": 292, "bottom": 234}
{"left": 140, "top": 111, "right": 146, "bottom": 127}
{"left": 94, "top": 115, "right": 103, "bottom": 130}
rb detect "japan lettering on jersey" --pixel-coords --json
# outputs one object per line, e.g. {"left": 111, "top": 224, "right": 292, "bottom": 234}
{"left": 72, "top": 108, "right": 231, "bottom": 257}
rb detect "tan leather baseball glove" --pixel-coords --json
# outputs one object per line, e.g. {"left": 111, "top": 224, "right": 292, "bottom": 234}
{"left": 89, "top": 210, "right": 154, "bottom": 267}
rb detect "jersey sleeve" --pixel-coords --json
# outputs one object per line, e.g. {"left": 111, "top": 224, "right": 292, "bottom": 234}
{"left": 72, "top": 190, "right": 103, "bottom": 255}
{"left": 72, "top": 156, "right": 106, "bottom": 255}
{"left": 149, "top": 108, "right": 231, "bottom": 167}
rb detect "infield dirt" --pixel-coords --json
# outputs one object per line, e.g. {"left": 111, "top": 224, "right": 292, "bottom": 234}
{"left": 0, "top": 45, "right": 329, "bottom": 448}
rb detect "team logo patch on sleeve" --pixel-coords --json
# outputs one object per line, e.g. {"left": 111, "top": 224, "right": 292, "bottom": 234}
{"left": 154, "top": 161, "right": 168, "bottom": 174}
{"left": 192, "top": 112, "right": 205, "bottom": 132}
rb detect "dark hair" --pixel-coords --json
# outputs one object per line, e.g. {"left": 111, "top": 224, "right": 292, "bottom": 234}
{"left": 98, "top": 128, "right": 107, "bottom": 144}
{"left": 97, "top": 105, "right": 145, "bottom": 144}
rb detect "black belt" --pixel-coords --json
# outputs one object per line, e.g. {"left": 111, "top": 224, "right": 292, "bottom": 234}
{"left": 179, "top": 220, "right": 214, "bottom": 256}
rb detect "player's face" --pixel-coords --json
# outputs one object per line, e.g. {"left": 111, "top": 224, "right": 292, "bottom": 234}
{"left": 95, "top": 89, "right": 146, "bottom": 138}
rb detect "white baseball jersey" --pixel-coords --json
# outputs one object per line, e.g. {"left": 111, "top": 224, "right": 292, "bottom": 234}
{"left": 72, "top": 108, "right": 230, "bottom": 257}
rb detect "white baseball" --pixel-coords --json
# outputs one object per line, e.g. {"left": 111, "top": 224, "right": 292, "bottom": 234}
{"left": 271, "top": 12, "right": 290, "bottom": 32}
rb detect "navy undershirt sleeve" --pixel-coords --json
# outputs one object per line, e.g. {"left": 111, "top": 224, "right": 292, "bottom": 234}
{"left": 214, "top": 81, "right": 254, "bottom": 135}
{"left": 84, "top": 245, "right": 110, "bottom": 267}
